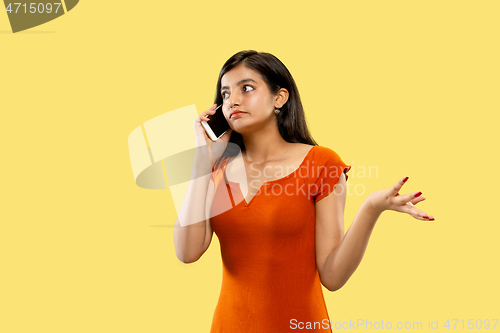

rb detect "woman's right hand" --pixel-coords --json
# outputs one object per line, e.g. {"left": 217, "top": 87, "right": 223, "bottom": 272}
{"left": 193, "top": 104, "right": 233, "bottom": 162}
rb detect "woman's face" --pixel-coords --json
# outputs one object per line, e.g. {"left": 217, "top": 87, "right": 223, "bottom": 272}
{"left": 220, "top": 65, "right": 276, "bottom": 133}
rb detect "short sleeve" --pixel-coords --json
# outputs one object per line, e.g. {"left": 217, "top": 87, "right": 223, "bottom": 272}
{"left": 312, "top": 147, "right": 351, "bottom": 204}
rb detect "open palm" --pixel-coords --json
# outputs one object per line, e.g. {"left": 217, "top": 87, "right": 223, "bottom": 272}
{"left": 367, "top": 177, "right": 435, "bottom": 221}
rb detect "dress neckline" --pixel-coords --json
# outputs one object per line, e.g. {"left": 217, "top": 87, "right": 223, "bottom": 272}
{"left": 223, "top": 145, "right": 317, "bottom": 207}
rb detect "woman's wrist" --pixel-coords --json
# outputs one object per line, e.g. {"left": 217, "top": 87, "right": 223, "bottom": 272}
{"left": 364, "top": 193, "right": 386, "bottom": 216}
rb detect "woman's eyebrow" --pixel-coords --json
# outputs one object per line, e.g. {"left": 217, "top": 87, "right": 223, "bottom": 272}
{"left": 221, "top": 78, "right": 257, "bottom": 91}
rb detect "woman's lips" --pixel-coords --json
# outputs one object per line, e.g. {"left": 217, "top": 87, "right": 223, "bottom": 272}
{"left": 230, "top": 112, "right": 247, "bottom": 119}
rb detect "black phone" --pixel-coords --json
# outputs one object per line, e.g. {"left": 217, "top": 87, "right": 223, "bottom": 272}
{"left": 201, "top": 104, "right": 230, "bottom": 141}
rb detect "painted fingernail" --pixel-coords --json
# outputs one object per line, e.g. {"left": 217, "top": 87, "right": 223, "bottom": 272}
{"left": 402, "top": 177, "right": 409, "bottom": 183}
{"left": 429, "top": 217, "right": 435, "bottom": 221}
{"left": 414, "top": 191, "right": 422, "bottom": 197}
{"left": 422, "top": 215, "right": 429, "bottom": 219}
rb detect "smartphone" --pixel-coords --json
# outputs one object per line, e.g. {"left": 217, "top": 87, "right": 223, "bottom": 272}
{"left": 201, "top": 104, "right": 230, "bottom": 141}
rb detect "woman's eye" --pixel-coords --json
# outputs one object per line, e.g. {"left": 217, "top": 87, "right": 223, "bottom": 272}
{"left": 221, "top": 85, "right": 253, "bottom": 99}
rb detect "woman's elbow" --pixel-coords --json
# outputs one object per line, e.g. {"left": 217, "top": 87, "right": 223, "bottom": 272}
{"left": 175, "top": 246, "right": 202, "bottom": 264}
{"left": 327, "top": 284, "right": 343, "bottom": 292}
{"left": 322, "top": 279, "right": 345, "bottom": 292}
{"left": 176, "top": 252, "right": 201, "bottom": 264}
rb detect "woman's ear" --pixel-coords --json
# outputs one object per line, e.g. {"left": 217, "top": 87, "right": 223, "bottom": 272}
{"left": 274, "top": 88, "right": 289, "bottom": 108}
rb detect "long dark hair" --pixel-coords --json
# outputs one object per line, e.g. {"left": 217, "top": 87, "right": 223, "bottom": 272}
{"left": 214, "top": 50, "right": 318, "bottom": 157}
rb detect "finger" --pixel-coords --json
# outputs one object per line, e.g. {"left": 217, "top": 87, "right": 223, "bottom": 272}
{"left": 201, "top": 112, "right": 213, "bottom": 121}
{"left": 401, "top": 205, "right": 434, "bottom": 221}
{"left": 202, "top": 104, "right": 217, "bottom": 115}
{"left": 397, "top": 198, "right": 435, "bottom": 221}
{"left": 203, "top": 107, "right": 216, "bottom": 116}
{"left": 405, "top": 195, "right": 426, "bottom": 207}
{"left": 410, "top": 196, "right": 426, "bottom": 205}
{"left": 202, "top": 104, "right": 220, "bottom": 120}
{"left": 418, "top": 211, "right": 435, "bottom": 221}
{"left": 389, "top": 177, "right": 409, "bottom": 196}
{"left": 209, "top": 104, "right": 220, "bottom": 112}
{"left": 411, "top": 207, "right": 435, "bottom": 221}
{"left": 398, "top": 191, "right": 423, "bottom": 205}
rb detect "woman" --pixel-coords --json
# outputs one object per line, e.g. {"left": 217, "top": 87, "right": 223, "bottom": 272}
{"left": 174, "top": 50, "right": 435, "bottom": 332}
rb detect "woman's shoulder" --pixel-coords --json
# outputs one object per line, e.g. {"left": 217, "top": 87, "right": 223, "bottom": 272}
{"left": 308, "top": 144, "right": 345, "bottom": 163}
{"left": 302, "top": 144, "right": 335, "bottom": 154}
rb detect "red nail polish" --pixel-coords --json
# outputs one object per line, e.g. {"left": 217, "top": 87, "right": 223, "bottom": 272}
{"left": 429, "top": 218, "right": 435, "bottom": 221}
{"left": 402, "top": 177, "right": 409, "bottom": 183}
{"left": 414, "top": 191, "right": 422, "bottom": 197}
{"left": 422, "top": 215, "right": 429, "bottom": 219}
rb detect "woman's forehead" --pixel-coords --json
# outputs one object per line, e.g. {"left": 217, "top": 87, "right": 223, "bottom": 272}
{"left": 221, "top": 65, "right": 262, "bottom": 85}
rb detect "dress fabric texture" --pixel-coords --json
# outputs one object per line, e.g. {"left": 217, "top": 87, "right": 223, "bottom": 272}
{"left": 208, "top": 145, "right": 351, "bottom": 333}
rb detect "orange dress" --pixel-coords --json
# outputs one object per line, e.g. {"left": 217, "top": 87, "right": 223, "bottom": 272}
{"left": 209, "top": 145, "right": 351, "bottom": 332}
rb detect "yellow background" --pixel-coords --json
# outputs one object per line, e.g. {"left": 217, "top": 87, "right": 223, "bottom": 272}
{"left": 1, "top": 1, "right": 499, "bottom": 332}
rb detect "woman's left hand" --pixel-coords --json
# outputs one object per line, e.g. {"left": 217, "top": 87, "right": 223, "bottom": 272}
{"left": 366, "top": 177, "right": 435, "bottom": 221}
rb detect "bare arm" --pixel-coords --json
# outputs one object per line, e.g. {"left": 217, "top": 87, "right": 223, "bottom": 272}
{"left": 317, "top": 191, "right": 382, "bottom": 291}
{"left": 316, "top": 175, "right": 434, "bottom": 291}
{"left": 173, "top": 149, "right": 215, "bottom": 263}
{"left": 174, "top": 104, "right": 234, "bottom": 264}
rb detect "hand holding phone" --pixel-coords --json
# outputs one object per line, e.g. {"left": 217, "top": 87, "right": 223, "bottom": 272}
{"left": 201, "top": 104, "right": 231, "bottom": 141}
{"left": 193, "top": 104, "right": 233, "bottom": 163}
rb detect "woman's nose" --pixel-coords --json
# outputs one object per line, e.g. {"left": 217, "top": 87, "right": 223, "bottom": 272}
{"left": 228, "top": 90, "right": 241, "bottom": 108}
